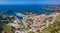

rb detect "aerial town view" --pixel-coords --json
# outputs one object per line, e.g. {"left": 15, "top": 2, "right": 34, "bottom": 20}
{"left": 0, "top": 0, "right": 60, "bottom": 33}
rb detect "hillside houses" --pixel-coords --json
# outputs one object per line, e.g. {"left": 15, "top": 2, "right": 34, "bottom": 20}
{"left": 22, "top": 13, "right": 60, "bottom": 32}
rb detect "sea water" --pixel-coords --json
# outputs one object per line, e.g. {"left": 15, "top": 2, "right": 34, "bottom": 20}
{"left": 0, "top": 5, "right": 55, "bottom": 19}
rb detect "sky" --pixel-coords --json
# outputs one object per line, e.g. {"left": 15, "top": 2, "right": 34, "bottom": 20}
{"left": 0, "top": 0, "right": 60, "bottom": 5}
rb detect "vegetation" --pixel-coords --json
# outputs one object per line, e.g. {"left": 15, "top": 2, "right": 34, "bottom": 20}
{"left": 0, "top": 14, "right": 15, "bottom": 33}
{"left": 2, "top": 25, "right": 12, "bottom": 33}
{"left": 28, "top": 31, "right": 34, "bottom": 33}
{"left": 23, "top": 25, "right": 29, "bottom": 31}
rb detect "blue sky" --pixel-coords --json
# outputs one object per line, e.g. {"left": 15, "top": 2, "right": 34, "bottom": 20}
{"left": 0, "top": 0, "right": 59, "bottom": 5}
